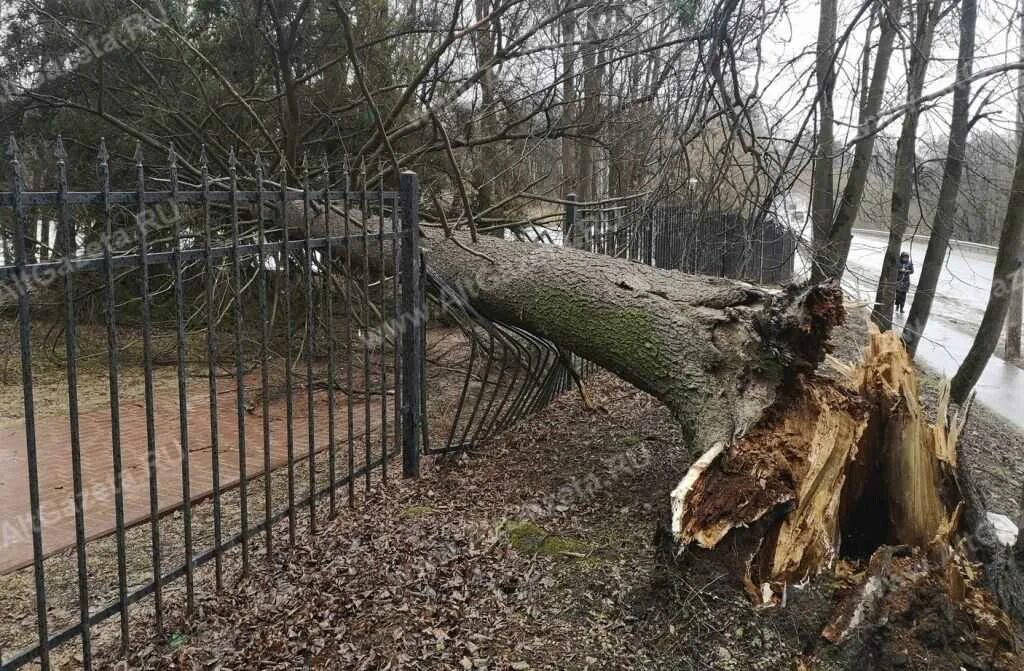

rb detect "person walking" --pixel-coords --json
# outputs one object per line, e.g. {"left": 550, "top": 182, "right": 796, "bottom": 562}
{"left": 894, "top": 251, "right": 914, "bottom": 314}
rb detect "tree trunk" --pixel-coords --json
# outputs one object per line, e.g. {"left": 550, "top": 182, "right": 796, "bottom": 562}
{"left": 577, "top": 15, "right": 602, "bottom": 202}
{"left": 472, "top": 0, "right": 499, "bottom": 218}
{"left": 810, "top": 0, "right": 837, "bottom": 260}
{"left": 419, "top": 228, "right": 843, "bottom": 452}
{"left": 950, "top": 133, "right": 1024, "bottom": 403}
{"left": 871, "top": 0, "right": 940, "bottom": 331}
{"left": 1006, "top": 11, "right": 1024, "bottom": 361}
{"left": 811, "top": 0, "right": 902, "bottom": 283}
{"left": 560, "top": 5, "right": 577, "bottom": 194}
{"left": 902, "top": 0, "right": 976, "bottom": 357}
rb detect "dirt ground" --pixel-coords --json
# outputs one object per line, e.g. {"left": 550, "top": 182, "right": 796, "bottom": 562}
{"left": 75, "top": 309, "right": 1024, "bottom": 671}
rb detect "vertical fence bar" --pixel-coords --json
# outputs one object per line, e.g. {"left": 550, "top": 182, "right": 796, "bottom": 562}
{"left": 302, "top": 154, "right": 317, "bottom": 533}
{"left": 280, "top": 158, "right": 297, "bottom": 544}
{"left": 391, "top": 190, "right": 402, "bottom": 477}
{"left": 56, "top": 136, "right": 92, "bottom": 669}
{"left": 8, "top": 135, "right": 50, "bottom": 670}
{"left": 228, "top": 148, "right": 250, "bottom": 573}
{"left": 398, "top": 171, "right": 422, "bottom": 478}
{"left": 322, "top": 154, "right": 338, "bottom": 518}
{"left": 378, "top": 163, "right": 388, "bottom": 480}
{"left": 342, "top": 158, "right": 356, "bottom": 507}
{"left": 359, "top": 160, "right": 372, "bottom": 493}
{"left": 168, "top": 144, "right": 195, "bottom": 613}
{"left": 255, "top": 152, "right": 274, "bottom": 555}
{"left": 135, "top": 143, "right": 164, "bottom": 631}
{"left": 200, "top": 146, "right": 225, "bottom": 587}
{"left": 98, "top": 138, "right": 131, "bottom": 654}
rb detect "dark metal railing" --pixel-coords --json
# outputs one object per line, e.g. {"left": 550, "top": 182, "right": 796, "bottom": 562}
{"left": 0, "top": 136, "right": 423, "bottom": 669}
{"left": 561, "top": 195, "right": 798, "bottom": 284}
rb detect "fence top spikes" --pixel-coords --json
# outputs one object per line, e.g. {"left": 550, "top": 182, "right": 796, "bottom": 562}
{"left": 97, "top": 137, "right": 109, "bottom": 163}
{"left": 55, "top": 135, "right": 67, "bottom": 162}
{"left": 320, "top": 151, "right": 329, "bottom": 173}
{"left": 6, "top": 134, "right": 19, "bottom": 161}
{"left": 133, "top": 141, "right": 144, "bottom": 166}
{"left": 199, "top": 144, "right": 209, "bottom": 169}
{"left": 167, "top": 142, "right": 178, "bottom": 167}
{"left": 300, "top": 150, "right": 310, "bottom": 175}
{"left": 254, "top": 148, "right": 264, "bottom": 171}
{"left": 228, "top": 146, "right": 237, "bottom": 169}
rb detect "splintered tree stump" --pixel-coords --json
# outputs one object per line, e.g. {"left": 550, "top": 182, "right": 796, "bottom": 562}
{"left": 672, "top": 325, "right": 1018, "bottom": 667}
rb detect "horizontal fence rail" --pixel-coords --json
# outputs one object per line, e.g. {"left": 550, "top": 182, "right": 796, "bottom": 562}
{"left": 0, "top": 136, "right": 422, "bottom": 669}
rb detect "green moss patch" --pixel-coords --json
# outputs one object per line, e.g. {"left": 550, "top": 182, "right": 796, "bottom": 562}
{"left": 400, "top": 505, "right": 437, "bottom": 519}
{"left": 502, "top": 520, "right": 590, "bottom": 558}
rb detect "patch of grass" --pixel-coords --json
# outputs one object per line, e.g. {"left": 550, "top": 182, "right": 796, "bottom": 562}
{"left": 502, "top": 520, "right": 590, "bottom": 558}
{"left": 400, "top": 505, "right": 437, "bottom": 519}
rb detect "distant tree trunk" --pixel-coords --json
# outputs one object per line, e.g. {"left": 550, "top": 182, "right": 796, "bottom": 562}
{"left": 871, "top": 0, "right": 940, "bottom": 331}
{"left": 902, "top": 0, "right": 977, "bottom": 357}
{"left": 1005, "top": 10, "right": 1024, "bottom": 360}
{"left": 472, "top": 0, "right": 498, "bottom": 217}
{"left": 560, "top": 6, "right": 577, "bottom": 194}
{"left": 950, "top": 131, "right": 1024, "bottom": 402}
{"left": 810, "top": 0, "right": 837, "bottom": 260}
{"left": 811, "top": 0, "right": 902, "bottom": 282}
{"left": 577, "top": 15, "right": 602, "bottom": 202}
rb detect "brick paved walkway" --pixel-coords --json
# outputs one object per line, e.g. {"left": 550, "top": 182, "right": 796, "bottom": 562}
{"left": 0, "top": 373, "right": 383, "bottom": 574}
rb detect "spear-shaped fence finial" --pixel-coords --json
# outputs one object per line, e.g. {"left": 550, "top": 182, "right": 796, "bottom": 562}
{"left": 55, "top": 134, "right": 67, "bottom": 162}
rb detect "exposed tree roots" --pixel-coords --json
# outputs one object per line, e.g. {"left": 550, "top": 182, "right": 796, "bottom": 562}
{"left": 672, "top": 326, "right": 1019, "bottom": 667}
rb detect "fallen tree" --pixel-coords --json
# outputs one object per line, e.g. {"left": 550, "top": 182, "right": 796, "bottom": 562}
{"left": 292, "top": 207, "right": 1021, "bottom": 666}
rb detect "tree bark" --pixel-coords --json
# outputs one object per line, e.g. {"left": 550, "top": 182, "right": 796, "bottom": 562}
{"left": 812, "top": 0, "right": 902, "bottom": 283}
{"left": 418, "top": 228, "right": 843, "bottom": 452}
{"left": 871, "top": 0, "right": 941, "bottom": 331}
{"left": 950, "top": 133, "right": 1024, "bottom": 403}
{"left": 810, "top": 0, "right": 837, "bottom": 260}
{"left": 560, "top": 4, "right": 577, "bottom": 194}
{"left": 1006, "top": 10, "right": 1024, "bottom": 361}
{"left": 902, "top": 0, "right": 976, "bottom": 357}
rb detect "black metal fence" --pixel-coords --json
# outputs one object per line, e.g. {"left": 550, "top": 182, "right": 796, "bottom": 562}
{"left": 561, "top": 195, "right": 797, "bottom": 283}
{"left": 0, "top": 135, "right": 794, "bottom": 668}
{"left": 0, "top": 136, "right": 428, "bottom": 669}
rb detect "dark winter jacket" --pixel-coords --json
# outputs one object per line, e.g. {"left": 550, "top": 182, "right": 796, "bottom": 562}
{"left": 896, "top": 260, "right": 914, "bottom": 293}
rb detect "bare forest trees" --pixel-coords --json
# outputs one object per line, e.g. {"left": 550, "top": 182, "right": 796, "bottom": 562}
{"left": 871, "top": 0, "right": 943, "bottom": 331}
{"left": 901, "top": 0, "right": 977, "bottom": 357}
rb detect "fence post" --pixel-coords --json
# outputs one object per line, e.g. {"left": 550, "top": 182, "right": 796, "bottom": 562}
{"left": 563, "top": 192, "right": 577, "bottom": 249}
{"left": 399, "top": 171, "right": 423, "bottom": 478}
